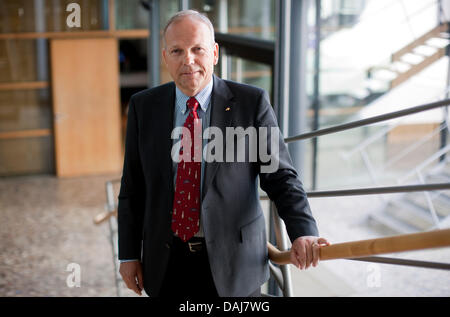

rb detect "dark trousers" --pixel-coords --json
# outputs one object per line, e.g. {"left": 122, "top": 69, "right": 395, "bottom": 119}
{"left": 158, "top": 236, "right": 262, "bottom": 298}
{"left": 158, "top": 236, "right": 219, "bottom": 298}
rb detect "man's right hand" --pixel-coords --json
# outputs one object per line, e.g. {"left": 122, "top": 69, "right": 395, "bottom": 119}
{"left": 119, "top": 261, "right": 144, "bottom": 296}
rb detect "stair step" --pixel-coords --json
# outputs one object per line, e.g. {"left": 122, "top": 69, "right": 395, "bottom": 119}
{"left": 371, "top": 68, "right": 398, "bottom": 80}
{"left": 406, "top": 192, "right": 450, "bottom": 218}
{"left": 413, "top": 45, "right": 439, "bottom": 57}
{"left": 426, "top": 173, "right": 450, "bottom": 183}
{"left": 435, "top": 192, "right": 450, "bottom": 213}
{"left": 400, "top": 53, "right": 426, "bottom": 65}
{"left": 428, "top": 159, "right": 450, "bottom": 175}
{"left": 389, "top": 200, "right": 435, "bottom": 230}
{"left": 391, "top": 61, "right": 412, "bottom": 73}
{"left": 364, "top": 78, "right": 390, "bottom": 92}
{"left": 385, "top": 202, "right": 434, "bottom": 231}
{"left": 368, "top": 210, "right": 418, "bottom": 235}
{"left": 425, "top": 37, "right": 450, "bottom": 48}
{"left": 444, "top": 161, "right": 450, "bottom": 174}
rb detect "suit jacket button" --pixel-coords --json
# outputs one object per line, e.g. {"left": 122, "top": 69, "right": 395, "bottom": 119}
{"left": 165, "top": 243, "right": 170, "bottom": 249}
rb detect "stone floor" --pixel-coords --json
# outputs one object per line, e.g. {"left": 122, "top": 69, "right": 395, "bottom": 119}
{"left": 1, "top": 174, "right": 449, "bottom": 297}
{"left": 0, "top": 174, "right": 122, "bottom": 297}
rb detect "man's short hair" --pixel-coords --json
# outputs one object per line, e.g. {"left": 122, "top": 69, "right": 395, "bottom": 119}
{"left": 163, "top": 10, "right": 215, "bottom": 47}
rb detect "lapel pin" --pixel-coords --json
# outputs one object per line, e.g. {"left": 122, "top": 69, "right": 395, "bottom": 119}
{"left": 225, "top": 107, "right": 231, "bottom": 111}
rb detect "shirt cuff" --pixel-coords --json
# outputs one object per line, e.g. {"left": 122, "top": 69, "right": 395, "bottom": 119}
{"left": 119, "top": 259, "right": 139, "bottom": 263}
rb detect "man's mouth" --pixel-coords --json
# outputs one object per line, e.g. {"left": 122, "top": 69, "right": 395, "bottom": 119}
{"left": 181, "top": 70, "right": 200, "bottom": 76}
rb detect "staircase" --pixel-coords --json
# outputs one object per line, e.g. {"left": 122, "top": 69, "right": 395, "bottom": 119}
{"left": 367, "top": 24, "right": 450, "bottom": 92}
{"left": 369, "top": 157, "right": 450, "bottom": 235}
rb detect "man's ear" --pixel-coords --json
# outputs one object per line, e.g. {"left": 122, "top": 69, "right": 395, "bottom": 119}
{"left": 214, "top": 43, "right": 219, "bottom": 65}
{"left": 162, "top": 48, "right": 168, "bottom": 67}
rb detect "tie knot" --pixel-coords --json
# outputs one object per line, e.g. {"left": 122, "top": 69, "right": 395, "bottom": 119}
{"left": 187, "top": 97, "right": 199, "bottom": 119}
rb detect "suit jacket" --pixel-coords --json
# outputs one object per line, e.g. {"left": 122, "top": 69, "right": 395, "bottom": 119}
{"left": 118, "top": 74, "right": 319, "bottom": 297}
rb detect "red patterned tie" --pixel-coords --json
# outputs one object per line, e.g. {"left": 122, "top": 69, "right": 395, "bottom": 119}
{"left": 172, "top": 97, "right": 202, "bottom": 242}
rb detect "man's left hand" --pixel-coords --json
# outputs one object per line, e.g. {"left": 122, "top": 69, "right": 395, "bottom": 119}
{"left": 290, "top": 236, "right": 330, "bottom": 270}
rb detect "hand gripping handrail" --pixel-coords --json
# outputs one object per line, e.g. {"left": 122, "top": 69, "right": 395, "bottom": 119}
{"left": 267, "top": 228, "right": 450, "bottom": 265}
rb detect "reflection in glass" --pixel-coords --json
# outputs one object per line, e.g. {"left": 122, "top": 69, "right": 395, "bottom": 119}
{"left": 307, "top": 0, "right": 445, "bottom": 190}
{"left": 0, "top": 0, "right": 107, "bottom": 33}
{"left": 115, "top": 0, "right": 148, "bottom": 30}
{"left": 0, "top": 136, "right": 54, "bottom": 176}
{"left": 115, "top": 0, "right": 179, "bottom": 30}
{"left": 220, "top": 56, "right": 272, "bottom": 99}
{"left": 189, "top": 0, "right": 275, "bottom": 40}
{"left": 0, "top": 39, "right": 49, "bottom": 83}
{"left": 0, "top": 89, "right": 51, "bottom": 132}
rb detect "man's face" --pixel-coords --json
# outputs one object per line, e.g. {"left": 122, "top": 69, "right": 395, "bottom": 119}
{"left": 163, "top": 17, "right": 219, "bottom": 97}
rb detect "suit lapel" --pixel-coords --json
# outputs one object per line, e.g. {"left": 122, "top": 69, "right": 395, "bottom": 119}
{"left": 202, "top": 75, "right": 234, "bottom": 200}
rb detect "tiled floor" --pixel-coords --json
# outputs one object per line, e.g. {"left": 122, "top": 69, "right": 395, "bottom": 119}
{"left": 0, "top": 174, "right": 121, "bottom": 296}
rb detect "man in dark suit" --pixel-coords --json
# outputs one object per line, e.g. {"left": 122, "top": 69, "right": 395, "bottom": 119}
{"left": 118, "top": 10, "right": 329, "bottom": 297}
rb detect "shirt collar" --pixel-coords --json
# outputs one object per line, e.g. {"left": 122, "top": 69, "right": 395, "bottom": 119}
{"left": 175, "top": 78, "right": 213, "bottom": 114}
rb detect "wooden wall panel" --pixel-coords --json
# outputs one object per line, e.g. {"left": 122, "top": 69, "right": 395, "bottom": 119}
{"left": 50, "top": 38, "right": 122, "bottom": 177}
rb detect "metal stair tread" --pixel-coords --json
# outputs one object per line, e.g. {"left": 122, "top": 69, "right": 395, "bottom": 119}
{"left": 371, "top": 68, "right": 398, "bottom": 80}
{"left": 368, "top": 210, "right": 417, "bottom": 235}
{"left": 364, "top": 79, "right": 390, "bottom": 93}
{"left": 404, "top": 191, "right": 450, "bottom": 218}
{"left": 412, "top": 45, "right": 439, "bottom": 57}
{"left": 386, "top": 201, "right": 434, "bottom": 230}
{"left": 391, "top": 61, "right": 412, "bottom": 73}
{"left": 400, "top": 53, "right": 426, "bottom": 65}
{"left": 426, "top": 173, "right": 450, "bottom": 183}
{"left": 425, "top": 37, "right": 450, "bottom": 48}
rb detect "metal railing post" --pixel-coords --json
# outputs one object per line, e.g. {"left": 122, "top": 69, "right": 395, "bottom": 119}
{"left": 147, "top": 0, "right": 160, "bottom": 88}
{"left": 271, "top": 203, "right": 293, "bottom": 297}
{"left": 104, "top": 180, "right": 122, "bottom": 297}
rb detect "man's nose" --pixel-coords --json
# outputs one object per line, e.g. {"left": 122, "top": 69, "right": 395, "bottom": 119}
{"left": 183, "top": 51, "right": 195, "bottom": 65}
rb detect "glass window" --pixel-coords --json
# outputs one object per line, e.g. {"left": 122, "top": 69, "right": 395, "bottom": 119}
{"left": 115, "top": 0, "right": 179, "bottom": 30}
{"left": 222, "top": 56, "right": 272, "bottom": 97}
{"left": 310, "top": 0, "right": 440, "bottom": 129}
{"left": 0, "top": 39, "right": 49, "bottom": 83}
{"left": 226, "top": 0, "right": 275, "bottom": 40}
{"left": 0, "top": 136, "right": 54, "bottom": 176}
{"left": 0, "top": 89, "right": 51, "bottom": 132}
{"left": 189, "top": 0, "right": 275, "bottom": 40}
{"left": 115, "top": 0, "right": 148, "bottom": 30}
{"left": 305, "top": 0, "right": 446, "bottom": 190}
{"left": 0, "top": 0, "right": 107, "bottom": 33}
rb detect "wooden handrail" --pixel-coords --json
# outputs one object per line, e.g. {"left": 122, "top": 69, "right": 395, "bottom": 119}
{"left": 93, "top": 210, "right": 117, "bottom": 225}
{"left": 94, "top": 208, "right": 450, "bottom": 263}
{"left": 268, "top": 228, "right": 450, "bottom": 265}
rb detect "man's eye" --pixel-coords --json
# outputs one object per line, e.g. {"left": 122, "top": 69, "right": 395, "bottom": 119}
{"left": 171, "top": 49, "right": 181, "bottom": 54}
